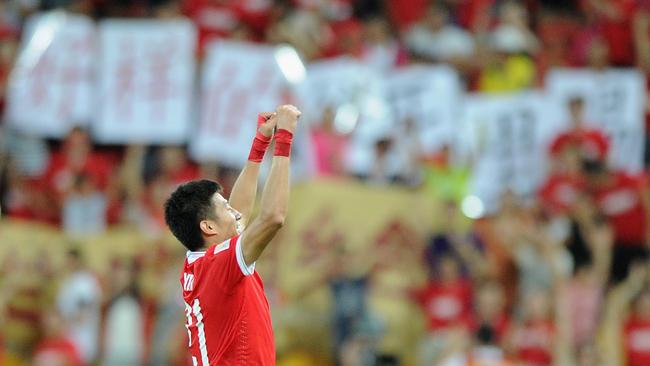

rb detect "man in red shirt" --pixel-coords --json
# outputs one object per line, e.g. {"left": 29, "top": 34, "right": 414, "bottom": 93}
{"left": 549, "top": 97, "right": 610, "bottom": 163}
{"left": 585, "top": 159, "right": 649, "bottom": 282}
{"left": 624, "top": 288, "right": 650, "bottom": 366}
{"left": 164, "top": 105, "right": 300, "bottom": 365}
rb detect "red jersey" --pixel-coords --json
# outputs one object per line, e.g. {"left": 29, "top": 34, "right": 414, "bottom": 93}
{"left": 413, "top": 280, "right": 473, "bottom": 331}
{"left": 538, "top": 174, "right": 584, "bottom": 214}
{"left": 180, "top": 235, "right": 274, "bottom": 365}
{"left": 510, "top": 320, "right": 554, "bottom": 366}
{"left": 592, "top": 172, "right": 647, "bottom": 246}
{"left": 625, "top": 316, "right": 650, "bottom": 366}
{"left": 549, "top": 128, "right": 610, "bottom": 161}
{"left": 42, "top": 151, "right": 114, "bottom": 197}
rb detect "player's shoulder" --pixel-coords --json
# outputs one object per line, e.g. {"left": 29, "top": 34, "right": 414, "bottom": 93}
{"left": 205, "top": 234, "right": 241, "bottom": 259}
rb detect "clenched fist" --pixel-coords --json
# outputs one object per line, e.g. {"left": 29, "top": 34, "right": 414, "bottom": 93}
{"left": 257, "top": 112, "right": 277, "bottom": 138}
{"left": 275, "top": 105, "right": 301, "bottom": 133}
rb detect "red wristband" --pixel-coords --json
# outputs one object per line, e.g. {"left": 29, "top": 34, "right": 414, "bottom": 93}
{"left": 248, "top": 137, "right": 270, "bottom": 162}
{"left": 274, "top": 129, "right": 293, "bottom": 157}
{"left": 248, "top": 114, "right": 273, "bottom": 162}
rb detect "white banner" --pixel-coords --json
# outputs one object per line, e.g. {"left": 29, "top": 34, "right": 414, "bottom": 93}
{"left": 94, "top": 20, "right": 196, "bottom": 144}
{"left": 189, "top": 41, "right": 286, "bottom": 165}
{"left": 6, "top": 11, "right": 95, "bottom": 137}
{"left": 460, "top": 92, "right": 549, "bottom": 211}
{"left": 545, "top": 69, "right": 646, "bottom": 172}
{"left": 382, "top": 65, "right": 461, "bottom": 153}
{"left": 296, "top": 57, "right": 383, "bottom": 129}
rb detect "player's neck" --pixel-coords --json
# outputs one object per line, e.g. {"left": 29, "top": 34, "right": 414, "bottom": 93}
{"left": 196, "top": 234, "right": 230, "bottom": 251}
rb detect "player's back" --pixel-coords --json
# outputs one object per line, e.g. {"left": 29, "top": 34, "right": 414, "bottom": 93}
{"left": 180, "top": 235, "right": 275, "bottom": 366}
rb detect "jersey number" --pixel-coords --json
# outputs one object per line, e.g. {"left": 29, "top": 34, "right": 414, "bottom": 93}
{"left": 185, "top": 299, "right": 209, "bottom": 366}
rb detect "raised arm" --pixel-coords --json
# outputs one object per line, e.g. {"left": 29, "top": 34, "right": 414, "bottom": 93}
{"left": 240, "top": 105, "right": 300, "bottom": 264}
{"left": 228, "top": 113, "right": 276, "bottom": 227}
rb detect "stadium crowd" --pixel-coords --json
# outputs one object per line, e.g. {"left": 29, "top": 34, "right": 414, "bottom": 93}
{"left": 1, "top": 0, "right": 650, "bottom": 365}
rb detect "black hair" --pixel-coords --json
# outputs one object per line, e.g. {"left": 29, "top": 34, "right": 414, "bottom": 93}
{"left": 568, "top": 96, "right": 585, "bottom": 107}
{"left": 582, "top": 158, "right": 606, "bottom": 175}
{"left": 475, "top": 323, "right": 496, "bottom": 345}
{"left": 164, "top": 179, "right": 222, "bottom": 251}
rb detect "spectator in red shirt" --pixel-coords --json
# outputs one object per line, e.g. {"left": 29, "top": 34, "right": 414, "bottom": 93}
{"left": 584, "top": 158, "right": 649, "bottom": 282}
{"left": 41, "top": 127, "right": 115, "bottom": 224}
{"left": 413, "top": 254, "right": 473, "bottom": 331}
{"left": 624, "top": 288, "right": 650, "bottom": 366}
{"left": 413, "top": 253, "right": 474, "bottom": 365}
{"left": 505, "top": 289, "right": 558, "bottom": 366}
{"left": 121, "top": 145, "right": 199, "bottom": 234}
{"left": 549, "top": 97, "right": 610, "bottom": 164}
{"left": 471, "top": 282, "right": 510, "bottom": 344}
{"left": 582, "top": 0, "right": 637, "bottom": 66}
{"left": 539, "top": 145, "right": 585, "bottom": 216}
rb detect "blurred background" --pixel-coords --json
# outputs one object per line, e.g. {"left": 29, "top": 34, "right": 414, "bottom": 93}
{"left": 1, "top": 0, "right": 650, "bottom": 365}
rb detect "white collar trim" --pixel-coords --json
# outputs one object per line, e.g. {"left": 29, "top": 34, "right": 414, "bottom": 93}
{"left": 186, "top": 251, "right": 206, "bottom": 264}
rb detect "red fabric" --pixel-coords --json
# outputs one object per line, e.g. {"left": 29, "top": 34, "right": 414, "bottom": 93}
{"left": 248, "top": 137, "right": 271, "bottom": 162}
{"left": 452, "top": 0, "right": 495, "bottom": 31}
{"left": 511, "top": 320, "right": 555, "bottom": 366}
{"left": 385, "top": 0, "right": 429, "bottom": 30}
{"left": 183, "top": 0, "right": 272, "bottom": 53}
{"left": 538, "top": 174, "right": 585, "bottom": 214}
{"left": 181, "top": 235, "right": 275, "bottom": 365}
{"left": 581, "top": 0, "right": 637, "bottom": 65}
{"left": 413, "top": 280, "right": 473, "bottom": 331}
{"left": 625, "top": 316, "right": 650, "bottom": 366}
{"left": 42, "top": 151, "right": 113, "bottom": 197}
{"left": 274, "top": 129, "right": 293, "bottom": 157}
{"left": 322, "top": 19, "right": 363, "bottom": 58}
{"left": 33, "top": 338, "right": 84, "bottom": 366}
{"left": 549, "top": 127, "right": 610, "bottom": 161}
{"left": 592, "top": 172, "right": 647, "bottom": 246}
{"left": 169, "top": 164, "right": 200, "bottom": 187}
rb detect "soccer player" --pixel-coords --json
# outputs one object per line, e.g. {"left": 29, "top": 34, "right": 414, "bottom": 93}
{"left": 164, "top": 104, "right": 301, "bottom": 365}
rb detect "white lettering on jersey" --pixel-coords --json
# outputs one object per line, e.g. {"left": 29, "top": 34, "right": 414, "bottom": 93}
{"left": 193, "top": 299, "right": 210, "bottom": 366}
{"left": 213, "top": 240, "right": 230, "bottom": 255}
{"left": 184, "top": 300, "right": 209, "bottom": 364}
{"left": 629, "top": 328, "right": 650, "bottom": 350}
{"left": 601, "top": 189, "right": 637, "bottom": 215}
{"left": 183, "top": 273, "right": 195, "bottom": 292}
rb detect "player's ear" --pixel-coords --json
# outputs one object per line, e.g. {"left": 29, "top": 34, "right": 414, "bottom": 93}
{"left": 200, "top": 220, "right": 218, "bottom": 236}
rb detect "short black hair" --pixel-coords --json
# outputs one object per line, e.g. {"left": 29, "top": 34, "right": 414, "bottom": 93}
{"left": 164, "top": 179, "right": 222, "bottom": 251}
